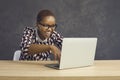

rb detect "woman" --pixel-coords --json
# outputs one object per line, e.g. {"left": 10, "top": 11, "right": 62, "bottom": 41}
{"left": 19, "top": 10, "right": 63, "bottom": 61}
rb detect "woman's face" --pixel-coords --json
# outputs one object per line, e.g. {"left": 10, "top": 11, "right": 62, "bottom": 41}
{"left": 37, "top": 16, "right": 56, "bottom": 40}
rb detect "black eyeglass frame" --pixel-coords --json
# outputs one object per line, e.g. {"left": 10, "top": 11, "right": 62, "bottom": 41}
{"left": 39, "top": 22, "right": 57, "bottom": 29}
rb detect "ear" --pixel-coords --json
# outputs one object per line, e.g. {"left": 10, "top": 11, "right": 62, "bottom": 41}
{"left": 35, "top": 22, "right": 39, "bottom": 28}
{"left": 36, "top": 23, "right": 38, "bottom": 27}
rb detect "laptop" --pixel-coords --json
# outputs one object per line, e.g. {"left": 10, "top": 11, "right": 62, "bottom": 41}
{"left": 46, "top": 38, "right": 97, "bottom": 70}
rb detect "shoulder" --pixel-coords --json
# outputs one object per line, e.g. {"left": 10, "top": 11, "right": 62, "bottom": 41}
{"left": 52, "top": 31, "right": 63, "bottom": 38}
{"left": 52, "top": 31, "right": 61, "bottom": 37}
{"left": 23, "top": 27, "right": 35, "bottom": 32}
{"left": 23, "top": 27, "right": 36, "bottom": 34}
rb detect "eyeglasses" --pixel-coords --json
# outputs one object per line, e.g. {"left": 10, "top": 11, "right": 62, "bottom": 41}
{"left": 39, "top": 23, "right": 57, "bottom": 29}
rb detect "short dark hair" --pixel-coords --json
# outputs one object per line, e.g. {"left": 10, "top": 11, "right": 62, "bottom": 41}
{"left": 37, "top": 10, "right": 55, "bottom": 23}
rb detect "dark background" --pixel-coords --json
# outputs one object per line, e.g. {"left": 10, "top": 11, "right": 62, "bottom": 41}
{"left": 0, "top": 0, "right": 120, "bottom": 60}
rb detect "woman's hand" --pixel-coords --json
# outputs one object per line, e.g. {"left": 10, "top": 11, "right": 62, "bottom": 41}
{"left": 49, "top": 45, "right": 61, "bottom": 61}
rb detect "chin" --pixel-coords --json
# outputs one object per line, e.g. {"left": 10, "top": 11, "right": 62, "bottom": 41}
{"left": 44, "top": 36, "right": 50, "bottom": 39}
{"left": 46, "top": 36, "right": 50, "bottom": 39}
{"left": 45, "top": 34, "right": 52, "bottom": 39}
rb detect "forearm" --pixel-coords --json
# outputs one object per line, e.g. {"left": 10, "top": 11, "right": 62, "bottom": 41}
{"left": 28, "top": 44, "right": 51, "bottom": 54}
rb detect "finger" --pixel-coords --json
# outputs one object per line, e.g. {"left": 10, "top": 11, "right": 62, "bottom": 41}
{"left": 57, "top": 53, "right": 61, "bottom": 61}
{"left": 58, "top": 54, "right": 60, "bottom": 63}
{"left": 54, "top": 54, "right": 57, "bottom": 60}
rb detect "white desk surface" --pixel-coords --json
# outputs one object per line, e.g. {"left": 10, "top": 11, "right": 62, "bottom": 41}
{"left": 0, "top": 60, "right": 120, "bottom": 80}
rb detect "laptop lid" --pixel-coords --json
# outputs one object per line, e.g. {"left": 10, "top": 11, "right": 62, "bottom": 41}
{"left": 59, "top": 38, "right": 97, "bottom": 69}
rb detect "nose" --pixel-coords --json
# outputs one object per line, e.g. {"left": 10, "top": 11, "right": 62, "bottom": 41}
{"left": 47, "top": 27, "right": 52, "bottom": 31}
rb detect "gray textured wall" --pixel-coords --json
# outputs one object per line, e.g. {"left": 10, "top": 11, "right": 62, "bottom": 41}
{"left": 0, "top": 0, "right": 120, "bottom": 60}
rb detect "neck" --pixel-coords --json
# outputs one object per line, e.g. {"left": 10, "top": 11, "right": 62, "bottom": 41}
{"left": 37, "top": 29, "right": 46, "bottom": 40}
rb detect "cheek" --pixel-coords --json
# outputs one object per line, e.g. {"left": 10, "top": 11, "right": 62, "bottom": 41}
{"left": 39, "top": 27, "right": 45, "bottom": 33}
{"left": 52, "top": 28, "right": 55, "bottom": 32}
{"left": 39, "top": 27, "right": 55, "bottom": 34}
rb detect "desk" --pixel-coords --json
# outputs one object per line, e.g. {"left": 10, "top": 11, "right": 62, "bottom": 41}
{"left": 0, "top": 60, "right": 120, "bottom": 80}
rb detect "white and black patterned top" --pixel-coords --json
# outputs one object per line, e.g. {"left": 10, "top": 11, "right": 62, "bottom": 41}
{"left": 19, "top": 27, "right": 63, "bottom": 61}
